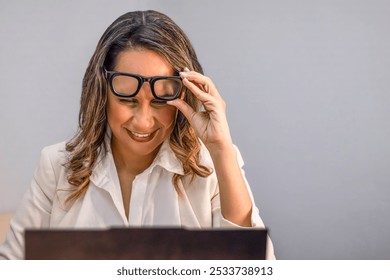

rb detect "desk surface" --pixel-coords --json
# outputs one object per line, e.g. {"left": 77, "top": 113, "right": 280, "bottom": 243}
{"left": 25, "top": 227, "right": 267, "bottom": 260}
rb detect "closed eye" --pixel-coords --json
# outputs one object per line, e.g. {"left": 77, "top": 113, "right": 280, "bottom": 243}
{"left": 119, "top": 98, "right": 137, "bottom": 104}
{"left": 151, "top": 99, "right": 167, "bottom": 105}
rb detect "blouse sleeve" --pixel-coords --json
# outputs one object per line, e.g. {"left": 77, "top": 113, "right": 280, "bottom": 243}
{"left": 210, "top": 145, "right": 276, "bottom": 260}
{"left": 0, "top": 146, "right": 57, "bottom": 259}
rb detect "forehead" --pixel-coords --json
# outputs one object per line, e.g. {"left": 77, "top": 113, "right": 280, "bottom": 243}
{"left": 114, "top": 49, "right": 174, "bottom": 76}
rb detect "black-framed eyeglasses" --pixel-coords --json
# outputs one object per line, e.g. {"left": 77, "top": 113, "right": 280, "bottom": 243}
{"left": 104, "top": 68, "right": 183, "bottom": 101}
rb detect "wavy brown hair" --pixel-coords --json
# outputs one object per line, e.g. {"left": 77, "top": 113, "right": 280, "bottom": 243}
{"left": 65, "top": 10, "right": 212, "bottom": 203}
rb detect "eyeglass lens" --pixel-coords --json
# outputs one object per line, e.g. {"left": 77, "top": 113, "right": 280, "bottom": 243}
{"left": 112, "top": 75, "right": 181, "bottom": 99}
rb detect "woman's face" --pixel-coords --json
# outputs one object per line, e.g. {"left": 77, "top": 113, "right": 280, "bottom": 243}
{"left": 106, "top": 49, "right": 178, "bottom": 160}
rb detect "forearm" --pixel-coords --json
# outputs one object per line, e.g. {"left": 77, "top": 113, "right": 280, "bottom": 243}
{"left": 209, "top": 143, "right": 253, "bottom": 227}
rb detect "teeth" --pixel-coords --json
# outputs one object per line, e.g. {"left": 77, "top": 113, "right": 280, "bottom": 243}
{"left": 131, "top": 131, "right": 151, "bottom": 138}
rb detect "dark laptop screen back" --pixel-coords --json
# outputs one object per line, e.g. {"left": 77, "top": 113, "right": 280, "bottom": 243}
{"left": 25, "top": 228, "right": 267, "bottom": 260}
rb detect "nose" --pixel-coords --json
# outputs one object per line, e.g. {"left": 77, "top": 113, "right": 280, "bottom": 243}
{"left": 132, "top": 101, "right": 155, "bottom": 132}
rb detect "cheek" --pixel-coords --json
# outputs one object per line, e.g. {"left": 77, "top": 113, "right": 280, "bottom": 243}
{"left": 107, "top": 100, "right": 130, "bottom": 126}
{"left": 159, "top": 107, "right": 177, "bottom": 127}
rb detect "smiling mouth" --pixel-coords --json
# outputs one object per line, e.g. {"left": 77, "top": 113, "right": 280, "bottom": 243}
{"left": 131, "top": 131, "right": 152, "bottom": 138}
{"left": 126, "top": 129, "right": 157, "bottom": 142}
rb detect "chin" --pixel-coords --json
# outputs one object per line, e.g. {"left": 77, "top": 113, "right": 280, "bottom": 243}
{"left": 127, "top": 139, "right": 164, "bottom": 156}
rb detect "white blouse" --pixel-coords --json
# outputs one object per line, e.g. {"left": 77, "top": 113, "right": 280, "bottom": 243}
{"left": 0, "top": 131, "right": 275, "bottom": 259}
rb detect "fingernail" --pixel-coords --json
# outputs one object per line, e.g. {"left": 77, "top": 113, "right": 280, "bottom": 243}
{"left": 184, "top": 67, "right": 190, "bottom": 72}
{"left": 167, "top": 100, "right": 179, "bottom": 107}
{"left": 179, "top": 72, "right": 188, "bottom": 76}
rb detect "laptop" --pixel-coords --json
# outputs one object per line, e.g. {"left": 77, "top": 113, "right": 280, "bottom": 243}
{"left": 25, "top": 227, "right": 267, "bottom": 260}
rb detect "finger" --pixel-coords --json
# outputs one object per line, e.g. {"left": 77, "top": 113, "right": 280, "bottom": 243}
{"left": 180, "top": 71, "right": 211, "bottom": 88}
{"left": 167, "top": 98, "right": 197, "bottom": 124}
{"left": 180, "top": 71, "right": 218, "bottom": 97}
{"left": 182, "top": 77, "right": 213, "bottom": 103}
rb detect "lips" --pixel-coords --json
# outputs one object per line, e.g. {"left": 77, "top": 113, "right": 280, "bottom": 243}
{"left": 126, "top": 129, "right": 157, "bottom": 142}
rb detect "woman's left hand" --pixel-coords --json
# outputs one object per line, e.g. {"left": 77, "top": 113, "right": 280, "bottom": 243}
{"left": 167, "top": 68, "right": 233, "bottom": 151}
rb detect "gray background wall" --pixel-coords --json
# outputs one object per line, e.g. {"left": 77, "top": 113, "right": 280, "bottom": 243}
{"left": 1, "top": 0, "right": 389, "bottom": 259}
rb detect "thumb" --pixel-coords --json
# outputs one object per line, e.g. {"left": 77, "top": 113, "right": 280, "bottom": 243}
{"left": 167, "top": 99, "right": 196, "bottom": 124}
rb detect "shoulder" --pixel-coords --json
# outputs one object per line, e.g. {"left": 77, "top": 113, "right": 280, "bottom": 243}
{"left": 36, "top": 140, "right": 69, "bottom": 178}
{"left": 41, "top": 140, "right": 67, "bottom": 153}
{"left": 198, "top": 140, "right": 213, "bottom": 167}
{"left": 28, "top": 140, "right": 71, "bottom": 206}
{"left": 198, "top": 141, "right": 245, "bottom": 168}
{"left": 40, "top": 141, "right": 68, "bottom": 163}
{"left": 188, "top": 141, "right": 246, "bottom": 193}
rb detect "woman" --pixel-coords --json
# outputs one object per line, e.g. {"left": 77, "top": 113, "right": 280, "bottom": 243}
{"left": 0, "top": 10, "right": 275, "bottom": 259}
